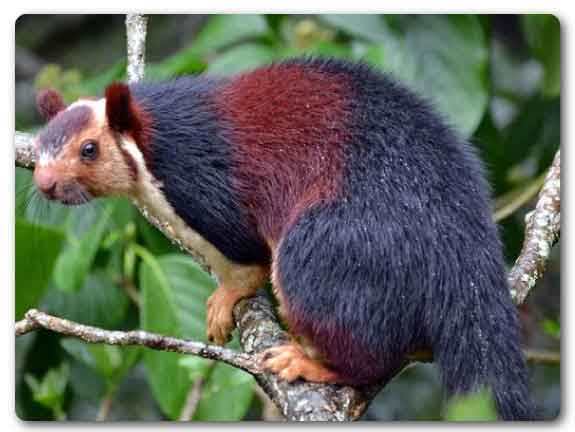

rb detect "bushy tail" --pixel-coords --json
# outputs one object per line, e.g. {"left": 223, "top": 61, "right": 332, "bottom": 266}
{"left": 433, "top": 273, "right": 535, "bottom": 420}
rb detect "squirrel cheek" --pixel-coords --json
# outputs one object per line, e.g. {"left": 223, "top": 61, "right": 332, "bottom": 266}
{"left": 83, "top": 167, "right": 132, "bottom": 198}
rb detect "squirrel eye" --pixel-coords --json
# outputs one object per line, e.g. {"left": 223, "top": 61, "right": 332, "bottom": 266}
{"left": 80, "top": 140, "right": 99, "bottom": 161}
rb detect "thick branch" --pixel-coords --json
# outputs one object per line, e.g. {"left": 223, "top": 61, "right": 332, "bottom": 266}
{"left": 233, "top": 293, "right": 380, "bottom": 421}
{"left": 15, "top": 131, "right": 36, "bottom": 169}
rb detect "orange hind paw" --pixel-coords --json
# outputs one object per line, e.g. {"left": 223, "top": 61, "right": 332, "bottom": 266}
{"left": 259, "top": 343, "right": 340, "bottom": 383}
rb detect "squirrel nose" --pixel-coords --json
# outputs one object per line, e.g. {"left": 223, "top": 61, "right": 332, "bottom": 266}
{"left": 34, "top": 168, "right": 57, "bottom": 198}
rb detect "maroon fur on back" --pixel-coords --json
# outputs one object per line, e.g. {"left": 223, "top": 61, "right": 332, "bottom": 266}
{"left": 36, "top": 88, "right": 66, "bottom": 121}
{"left": 216, "top": 63, "right": 352, "bottom": 244}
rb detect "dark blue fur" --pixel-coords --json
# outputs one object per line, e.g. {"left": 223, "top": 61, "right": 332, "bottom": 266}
{"left": 130, "top": 59, "right": 533, "bottom": 420}
{"left": 275, "top": 59, "right": 534, "bottom": 420}
{"left": 130, "top": 78, "right": 270, "bottom": 264}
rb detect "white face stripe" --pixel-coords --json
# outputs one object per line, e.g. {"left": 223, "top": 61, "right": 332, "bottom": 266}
{"left": 37, "top": 150, "right": 54, "bottom": 167}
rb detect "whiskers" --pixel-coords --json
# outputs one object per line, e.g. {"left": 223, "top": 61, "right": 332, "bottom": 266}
{"left": 60, "top": 179, "right": 94, "bottom": 206}
{"left": 16, "top": 175, "right": 52, "bottom": 223}
{"left": 17, "top": 174, "right": 130, "bottom": 246}
{"left": 77, "top": 188, "right": 93, "bottom": 205}
{"left": 16, "top": 179, "right": 39, "bottom": 217}
{"left": 16, "top": 175, "right": 99, "bottom": 224}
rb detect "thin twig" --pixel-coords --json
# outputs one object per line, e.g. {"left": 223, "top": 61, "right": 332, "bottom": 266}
{"left": 179, "top": 375, "right": 208, "bottom": 421}
{"left": 523, "top": 349, "right": 561, "bottom": 364}
{"left": 15, "top": 131, "right": 36, "bottom": 169}
{"left": 17, "top": 309, "right": 261, "bottom": 375}
{"left": 125, "top": 14, "right": 147, "bottom": 83}
{"left": 493, "top": 171, "right": 547, "bottom": 222}
{"left": 15, "top": 315, "right": 39, "bottom": 336}
{"left": 96, "top": 386, "right": 116, "bottom": 421}
{"left": 118, "top": 277, "right": 141, "bottom": 307}
{"left": 407, "top": 348, "right": 560, "bottom": 365}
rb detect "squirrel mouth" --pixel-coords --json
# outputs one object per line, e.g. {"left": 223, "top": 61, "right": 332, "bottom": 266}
{"left": 59, "top": 197, "right": 91, "bottom": 206}
{"left": 39, "top": 183, "right": 93, "bottom": 206}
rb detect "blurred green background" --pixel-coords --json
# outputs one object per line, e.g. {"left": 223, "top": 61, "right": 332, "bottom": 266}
{"left": 15, "top": 14, "right": 560, "bottom": 421}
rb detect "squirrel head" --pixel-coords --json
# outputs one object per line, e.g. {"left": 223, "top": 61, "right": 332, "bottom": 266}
{"left": 33, "top": 84, "right": 149, "bottom": 205}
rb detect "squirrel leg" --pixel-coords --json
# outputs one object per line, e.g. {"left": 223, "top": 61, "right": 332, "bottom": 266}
{"left": 259, "top": 246, "right": 342, "bottom": 383}
{"left": 260, "top": 341, "right": 341, "bottom": 383}
{"left": 206, "top": 264, "right": 269, "bottom": 345}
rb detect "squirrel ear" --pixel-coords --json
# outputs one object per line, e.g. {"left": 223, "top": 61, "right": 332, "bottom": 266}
{"left": 105, "top": 82, "right": 137, "bottom": 133}
{"left": 36, "top": 88, "right": 66, "bottom": 121}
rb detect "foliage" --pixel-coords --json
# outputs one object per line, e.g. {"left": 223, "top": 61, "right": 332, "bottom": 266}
{"left": 25, "top": 363, "right": 70, "bottom": 420}
{"left": 15, "top": 14, "right": 560, "bottom": 421}
{"left": 444, "top": 388, "right": 498, "bottom": 421}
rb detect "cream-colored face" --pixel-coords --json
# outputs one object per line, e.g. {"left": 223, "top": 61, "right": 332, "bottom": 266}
{"left": 33, "top": 99, "right": 137, "bottom": 205}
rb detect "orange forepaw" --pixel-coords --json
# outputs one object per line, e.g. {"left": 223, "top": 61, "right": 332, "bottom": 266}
{"left": 206, "top": 286, "right": 245, "bottom": 345}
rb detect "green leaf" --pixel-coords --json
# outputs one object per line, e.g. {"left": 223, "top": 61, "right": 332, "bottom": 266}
{"left": 61, "top": 339, "right": 141, "bottom": 384}
{"left": 179, "top": 357, "right": 214, "bottom": 381}
{"left": 25, "top": 363, "right": 69, "bottom": 419}
{"left": 136, "top": 213, "right": 177, "bottom": 255}
{"left": 146, "top": 14, "right": 270, "bottom": 80}
{"left": 444, "top": 388, "right": 498, "bottom": 421}
{"left": 354, "top": 15, "right": 489, "bottom": 137}
{"left": 542, "top": 319, "right": 560, "bottom": 339}
{"left": 320, "top": 14, "right": 387, "bottom": 42}
{"left": 42, "top": 271, "right": 130, "bottom": 328}
{"left": 138, "top": 251, "right": 255, "bottom": 420}
{"left": 493, "top": 95, "right": 559, "bottom": 191}
{"left": 16, "top": 168, "right": 72, "bottom": 228}
{"left": 146, "top": 53, "right": 205, "bottom": 80}
{"left": 522, "top": 15, "right": 560, "bottom": 97}
{"left": 192, "top": 15, "right": 269, "bottom": 55}
{"left": 61, "top": 339, "right": 120, "bottom": 379}
{"left": 15, "top": 168, "right": 35, "bottom": 219}
{"left": 207, "top": 43, "right": 276, "bottom": 76}
{"left": 193, "top": 363, "right": 255, "bottom": 421}
{"left": 493, "top": 171, "right": 547, "bottom": 222}
{"left": 79, "top": 60, "right": 126, "bottom": 96}
{"left": 279, "top": 40, "right": 351, "bottom": 60}
{"left": 35, "top": 64, "right": 83, "bottom": 102}
{"left": 52, "top": 204, "right": 113, "bottom": 292}
{"left": 139, "top": 252, "right": 216, "bottom": 419}
{"left": 15, "top": 218, "right": 65, "bottom": 319}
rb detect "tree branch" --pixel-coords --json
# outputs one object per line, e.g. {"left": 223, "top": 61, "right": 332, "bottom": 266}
{"left": 125, "top": 14, "right": 147, "bottom": 84}
{"left": 16, "top": 309, "right": 260, "bottom": 375}
{"left": 179, "top": 376, "right": 206, "bottom": 421}
{"left": 508, "top": 150, "right": 561, "bottom": 305}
